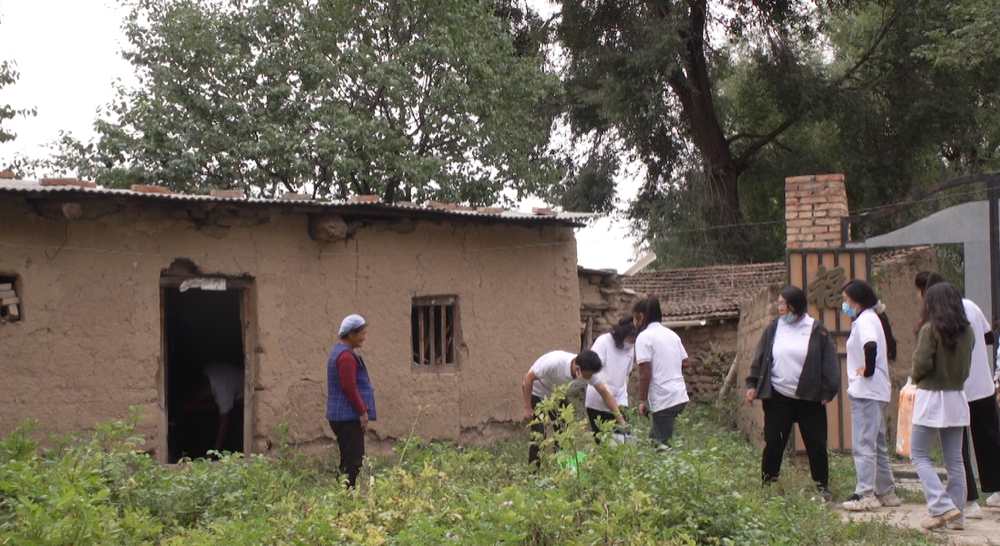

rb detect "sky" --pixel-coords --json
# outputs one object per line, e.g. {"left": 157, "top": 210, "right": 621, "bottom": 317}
{"left": 0, "top": 0, "right": 643, "bottom": 272}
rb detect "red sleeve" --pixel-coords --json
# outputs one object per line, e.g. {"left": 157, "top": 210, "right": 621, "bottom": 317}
{"left": 336, "top": 351, "right": 368, "bottom": 416}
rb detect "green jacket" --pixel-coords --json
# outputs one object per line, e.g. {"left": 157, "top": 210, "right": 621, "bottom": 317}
{"left": 910, "top": 323, "right": 973, "bottom": 391}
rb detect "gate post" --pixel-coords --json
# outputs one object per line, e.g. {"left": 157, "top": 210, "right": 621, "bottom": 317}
{"left": 785, "top": 174, "right": 869, "bottom": 452}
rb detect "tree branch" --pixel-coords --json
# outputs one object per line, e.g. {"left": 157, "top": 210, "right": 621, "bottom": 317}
{"left": 734, "top": 118, "right": 796, "bottom": 173}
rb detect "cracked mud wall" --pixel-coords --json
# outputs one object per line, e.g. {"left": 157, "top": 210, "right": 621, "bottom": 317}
{"left": 0, "top": 195, "right": 581, "bottom": 454}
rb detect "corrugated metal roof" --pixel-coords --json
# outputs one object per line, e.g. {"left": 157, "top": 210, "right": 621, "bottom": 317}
{"left": 0, "top": 179, "right": 593, "bottom": 227}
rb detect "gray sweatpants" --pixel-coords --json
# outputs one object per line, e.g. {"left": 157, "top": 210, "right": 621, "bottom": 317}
{"left": 849, "top": 396, "right": 896, "bottom": 497}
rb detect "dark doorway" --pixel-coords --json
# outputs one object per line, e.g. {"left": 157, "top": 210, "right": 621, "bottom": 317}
{"left": 163, "top": 286, "right": 246, "bottom": 461}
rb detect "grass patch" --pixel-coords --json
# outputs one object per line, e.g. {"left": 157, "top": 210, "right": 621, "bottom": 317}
{"left": 0, "top": 404, "right": 934, "bottom": 545}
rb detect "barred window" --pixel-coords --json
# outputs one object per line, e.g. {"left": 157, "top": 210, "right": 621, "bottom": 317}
{"left": 411, "top": 296, "right": 456, "bottom": 366}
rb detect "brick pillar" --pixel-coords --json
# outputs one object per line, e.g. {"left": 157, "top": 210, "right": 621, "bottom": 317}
{"left": 785, "top": 174, "right": 849, "bottom": 249}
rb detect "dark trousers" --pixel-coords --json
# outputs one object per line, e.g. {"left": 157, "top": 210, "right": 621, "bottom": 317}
{"left": 761, "top": 391, "right": 829, "bottom": 488}
{"left": 528, "top": 395, "right": 569, "bottom": 466}
{"left": 963, "top": 394, "right": 1000, "bottom": 498}
{"left": 586, "top": 407, "right": 626, "bottom": 442}
{"left": 650, "top": 402, "right": 686, "bottom": 446}
{"left": 329, "top": 420, "right": 365, "bottom": 488}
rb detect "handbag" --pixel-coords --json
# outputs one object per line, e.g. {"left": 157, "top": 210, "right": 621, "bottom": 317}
{"left": 895, "top": 380, "right": 917, "bottom": 457}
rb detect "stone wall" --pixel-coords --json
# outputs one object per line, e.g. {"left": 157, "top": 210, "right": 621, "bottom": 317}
{"left": 676, "top": 322, "right": 738, "bottom": 401}
{"left": 579, "top": 269, "right": 639, "bottom": 349}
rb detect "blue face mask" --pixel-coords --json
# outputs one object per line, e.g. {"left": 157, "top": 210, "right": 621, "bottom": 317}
{"left": 780, "top": 313, "right": 797, "bottom": 324}
{"left": 841, "top": 302, "right": 857, "bottom": 318}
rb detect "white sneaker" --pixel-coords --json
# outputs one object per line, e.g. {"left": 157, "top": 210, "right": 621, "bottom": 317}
{"left": 842, "top": 494, "right": 881, "bottom": 511}
{"left": 987, "top": 492, "right": 1000, "bottom": 508}
{"left": 965, "top": 501, "right": 983, "bottom": 519}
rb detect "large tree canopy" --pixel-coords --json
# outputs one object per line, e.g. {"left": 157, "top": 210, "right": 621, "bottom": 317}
{"left": 556, "top": 0, "right": 1000, "bottom": 266}
{"left": 56, "top": 0, "right": 561, "bottom": 204}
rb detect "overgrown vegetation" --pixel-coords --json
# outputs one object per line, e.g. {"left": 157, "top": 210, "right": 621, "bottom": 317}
{"left": 0, "top": 402, "right": 933, "bottom": 545}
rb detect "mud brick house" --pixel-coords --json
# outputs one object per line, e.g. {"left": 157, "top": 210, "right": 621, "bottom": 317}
{"left": 0, "top": 178, "right": 589, "bottom": 461}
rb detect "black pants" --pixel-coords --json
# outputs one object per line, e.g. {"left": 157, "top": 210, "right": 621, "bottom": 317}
{"left": 761, "top": 391, "right": 829, "bottom": 488}
{"left": 528, "top": 395, "right": 569, "bottom": 466}
{"left": 587, "top": 407, "right": 628, "bottom": 442}
{"left": 963, "top": 394, "right": 1000, "bottom": 498}
{"left": 329, "top": 420, "right": 365, "bottom": 488}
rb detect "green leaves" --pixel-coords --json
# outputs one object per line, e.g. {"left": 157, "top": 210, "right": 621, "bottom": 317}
{"left": 56, "top": 0, "right": 561, "bottom": 205}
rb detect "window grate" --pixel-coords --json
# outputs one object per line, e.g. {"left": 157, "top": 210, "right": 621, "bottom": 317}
{"left": 411, "top": 297, "right": 456, "bottom": 366}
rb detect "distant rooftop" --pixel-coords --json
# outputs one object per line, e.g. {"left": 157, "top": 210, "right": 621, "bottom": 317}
{"left": 623, "top": 247, "right": 931, "bottom": 322}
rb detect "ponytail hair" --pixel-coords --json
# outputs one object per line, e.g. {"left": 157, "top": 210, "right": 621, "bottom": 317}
{"left": 842, "top": 279, "right": 898, "bottom": 362}
{"left": 632, "top": 295, "right": 663, "bottom": 329}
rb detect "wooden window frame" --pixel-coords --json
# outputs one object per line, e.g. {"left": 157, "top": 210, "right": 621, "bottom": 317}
{"left": 411, "top": 296, "right": 458, "bottom": 368}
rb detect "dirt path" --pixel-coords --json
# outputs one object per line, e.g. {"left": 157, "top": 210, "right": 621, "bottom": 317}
{"left": 836, "top": 502, "right": 1000, "bottom": 544}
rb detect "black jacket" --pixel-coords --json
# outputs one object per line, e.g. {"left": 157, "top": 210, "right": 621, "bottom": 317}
{"left": 746, "top": 318, "right": 841, "bottom": 403}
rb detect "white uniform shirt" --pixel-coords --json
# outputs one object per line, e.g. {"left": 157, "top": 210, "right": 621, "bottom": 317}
{"left": 962, "top": 299, "right": 995, "bottom": 401}
{"left": 846, "top": 309, "right": 892, "bottom": 402}
{"left": 913, "top": 389, "right": 970, "bottom": 428}
{"left": 770, "top": 315, "right": 815, "bottom": 399}
{"left": 585, "top": 333, "right": 634, "bottom": 411}
{"left": 529, "top": 350, "right": 602, "bottom": 398}
{"left": 203, "top": 362, "right": 244, "bottom": 414}
{"left": 635, "top": 322, "right": 689, "bottom": 413}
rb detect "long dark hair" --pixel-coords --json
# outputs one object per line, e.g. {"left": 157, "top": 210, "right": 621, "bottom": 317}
{"left": 632, "top": 295, "right": 663, "bottom": 330}
{"left": 610, "top": 316, "right": 637, "bottom": 349}
{"left": 842, "top": 279, "right": 898, "bottom": 361}
{"left": 920, "top": 283, "right": 970, "bottom": 350}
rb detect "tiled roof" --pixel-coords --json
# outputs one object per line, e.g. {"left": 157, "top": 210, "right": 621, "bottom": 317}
{"left": 622, "top": 247, "right": 931, "bottom": 322}
{"left": 623, "top": 263, "right": 786, "bottom": 322}
{"left": 0, "top": 179, "right": 592, "bottom": 227}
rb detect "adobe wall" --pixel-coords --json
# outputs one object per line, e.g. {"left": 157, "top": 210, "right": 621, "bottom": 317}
{"left": 871, "top": 247, "right": 938, "bottom": 446}
{"left": 578, "top": 271, "right": 639, "bottom": 343}
{"left": 0, "top": 195, "right": 581, "bottom": 455}
{"left": 732, "top": 284, "right": 781, "bottom": 447}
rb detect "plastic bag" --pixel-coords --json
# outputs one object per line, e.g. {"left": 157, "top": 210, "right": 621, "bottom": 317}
{"left": 896, "top": 380, "right": 917, "bottom": 457}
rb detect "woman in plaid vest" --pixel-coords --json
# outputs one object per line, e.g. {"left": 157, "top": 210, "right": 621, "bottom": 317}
{"left": 327, "top": 314, "right": 376, "bottom": 488}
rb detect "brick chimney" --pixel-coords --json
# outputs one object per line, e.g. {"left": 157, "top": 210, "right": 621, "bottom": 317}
{"left": 785, "top": 174, "right": 849, "bottom": 249}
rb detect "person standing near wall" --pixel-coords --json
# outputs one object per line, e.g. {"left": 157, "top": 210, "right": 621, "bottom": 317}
{"left": 522, "top": 349, "right": 626, "bottom": 466}
{"left": 326, "top": 314, "right": 376, "bottom": 488}
{"left": 745, "top": 286, "right": 840, "bottom": 502}
{"left": 916, "top": 270, "right": 1000, "bottom": 515}
{"left": 840, "top": 279, "right": 902, "bottom": 511}
{"left": 585, "top": 316, "right": 637, "bottom": 437}
{"left": 633, "top": 295, "right": 689, "bottom": 446}
{"left": 909, "top": 282, "right": 973, "bottom": 530}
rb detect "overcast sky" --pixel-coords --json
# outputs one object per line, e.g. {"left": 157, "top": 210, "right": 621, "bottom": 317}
{"left": 0, "top": 0, "right": 643, "bottom": 272}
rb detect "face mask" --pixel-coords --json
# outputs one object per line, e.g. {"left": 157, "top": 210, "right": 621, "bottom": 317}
{"left": 624, "top": 342, "right": 635, "bottom": 350}
{"left": 780, "top": 313, "right": 797, "bottom": 324}
{"left": 841, "top": 302, "right": 857, "bottom": 318}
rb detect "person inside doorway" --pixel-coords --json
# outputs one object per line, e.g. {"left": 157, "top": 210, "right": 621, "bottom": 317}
{"left": 200, "top": 361, "right": 245, "bottom": 454}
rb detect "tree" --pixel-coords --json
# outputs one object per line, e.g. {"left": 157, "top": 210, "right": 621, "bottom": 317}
{"left": 556, "top": 0, "right": 1000, "bottom": 265}
{"left": 0, "top": 16, "right": 36, "bottom": 147}
{"left": 56, "top": 0, "right": 561, "bottom": 204}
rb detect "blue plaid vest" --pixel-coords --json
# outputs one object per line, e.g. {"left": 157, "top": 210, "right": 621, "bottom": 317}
{"left": 326, "top": 343, "right": 377, "bottom": 421}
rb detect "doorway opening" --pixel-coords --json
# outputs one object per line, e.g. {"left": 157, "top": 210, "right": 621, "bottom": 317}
{"left": 162, "top": 283, "right": 249, "bottom": 462}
